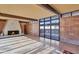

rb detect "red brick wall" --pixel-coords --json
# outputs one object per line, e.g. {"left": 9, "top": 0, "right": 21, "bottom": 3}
{"left": 60, "top": 16, "right": 79, "bottom": 54}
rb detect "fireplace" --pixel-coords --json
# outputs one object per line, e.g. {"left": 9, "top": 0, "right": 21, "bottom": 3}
{"left": 8, "top": 30, "right": 19, "bottom": 35}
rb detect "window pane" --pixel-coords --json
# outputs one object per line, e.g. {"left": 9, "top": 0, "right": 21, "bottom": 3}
{"left": 51, "top": 29, "right": 59, "bottom": 34}
{"left": 40, "top": 19, "right": 44, "bottom": 22}
{"left": 40, "top": 29, "right": 44, "bottom": 32}
{"left": 51, "top": 26, "right": 55, "bottom": 29}
{"left": 51, "top": 20, "right": 59, "bottom": 23}
{"left": 45, "top": 17, "right": 50, "bottom": 21}
{"left": 40, "top": 26, "right": 44, "bottom": 29}
{"left": 45, "top": 25, "right": 50, "bottom": 29}
{"left": 40, "top": 33, "right": 44, "bottom": 37}
{"left": 40, "top": 22, "right": 44, "bottom": 25}
{"left": 45, "top": 21, "right": 50, "bottom": 25}
{"left": 51, "top": 35, "right": 59, "bottom": 41}
{"left": 51, "top": 15, "right": 59, "bottom": 19}
{"left": 45, "top": 25, "right": 50, "bottom": 39}
{"left": 55, "top": 26, "right": 59, "bottom": 29}
{"left": 51, "top": 25, "right": 59, "bottom": 29}
{"left": 40, "top": 29, "right": 44, "bottom": 37}
{"left": 45, "top": 29, "right": 50, "bottom": 39}
{"left": 72, "top": 11, "right": 79, "bottom": 16}
{"left": 45, "top": 29, "right": 50, "bottom": 34}
{"left": 62, "top": 13, "right": 71, "bottom": 17}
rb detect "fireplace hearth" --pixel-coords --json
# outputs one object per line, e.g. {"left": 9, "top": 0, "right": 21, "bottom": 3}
{"left": 8, "top": 30, "right": 19, "bottom": 35}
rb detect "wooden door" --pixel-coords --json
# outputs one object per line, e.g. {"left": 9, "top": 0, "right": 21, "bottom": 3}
{"left": 24, "top": 24, "right": 27, "bottom": 34}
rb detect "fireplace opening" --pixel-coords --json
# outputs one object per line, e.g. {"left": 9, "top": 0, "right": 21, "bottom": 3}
{"left": 8, "top": 30, "right": 19, "bottom": 35}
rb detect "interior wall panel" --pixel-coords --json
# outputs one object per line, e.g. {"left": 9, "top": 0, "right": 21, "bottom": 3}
{"left": 28, "top": 21, "right": 39, "bottom": 36}
{"left": 0, "top": 20, "right": 6, "bottom": 35}
{"left": 20, "top": 21, "right": 39, "bottom": 36}
{"left": 19, "top": 22, "right": 29, "bottom": 34}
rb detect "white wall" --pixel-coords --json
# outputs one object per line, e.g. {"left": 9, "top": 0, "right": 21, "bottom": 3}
{"left": 3, "top": 20, "right": 21, "bottom": 35}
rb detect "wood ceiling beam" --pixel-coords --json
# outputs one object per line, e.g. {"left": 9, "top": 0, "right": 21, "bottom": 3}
{"left": 38, "top": 4, "right": 60, "bottom": 14}
{"left": 0, "top": 19, "right": 7, "bottom": 21}
{"left": 0, "top": 12, "right": 38, "bottom": 21}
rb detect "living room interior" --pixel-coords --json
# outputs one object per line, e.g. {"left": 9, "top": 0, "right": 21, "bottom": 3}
{"left": 0, "top": 4, "right": 79, "bottom": 54}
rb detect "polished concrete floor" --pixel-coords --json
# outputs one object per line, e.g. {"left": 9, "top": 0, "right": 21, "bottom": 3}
{"left": 26, "top": 35, "right": 62, "bottom": 54}
{"left": 0, "top": 35, "right": 62, "bottom": 54}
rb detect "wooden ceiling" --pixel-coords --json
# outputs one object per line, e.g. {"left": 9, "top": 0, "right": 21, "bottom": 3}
{"left": 0, "top": 4, "right": 78, "bottom": 21}
{"left": 50, "top": 4, "right": 79, "bottom": 13}
{"left": 0, "top": 4, "right": 55, "bottom": 20}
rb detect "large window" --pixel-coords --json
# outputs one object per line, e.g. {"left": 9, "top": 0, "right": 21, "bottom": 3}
{"left": 62, "top": 13, "right": 71, "bottom": 17}
{"left": 62, "top": 10, "right": 79, "bottom": 17}
{"left": 72, "top": 11, "right": 79, "bottom": 16}
{"left": 39, "top": 15, "right": 60, "bottom": 41}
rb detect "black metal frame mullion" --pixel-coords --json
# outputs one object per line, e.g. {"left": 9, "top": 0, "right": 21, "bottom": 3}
{"left": 57, "top": 17, "right": 60, "bottom": 41}
{"left": 43, "top": 18, "right": 46, "bottom": 46}
{"left": 50, "top": 17, "right": 52, "bottom": 46}
{"left": 71, "top": 12, "right": 72, "bottom": 16}
{"left": 39, "top": 20, "right": 40, "bottom": 37}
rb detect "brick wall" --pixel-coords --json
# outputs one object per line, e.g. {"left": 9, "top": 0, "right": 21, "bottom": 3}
{"left": 60, "top": 16, "right": 79, "bottom": 54}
